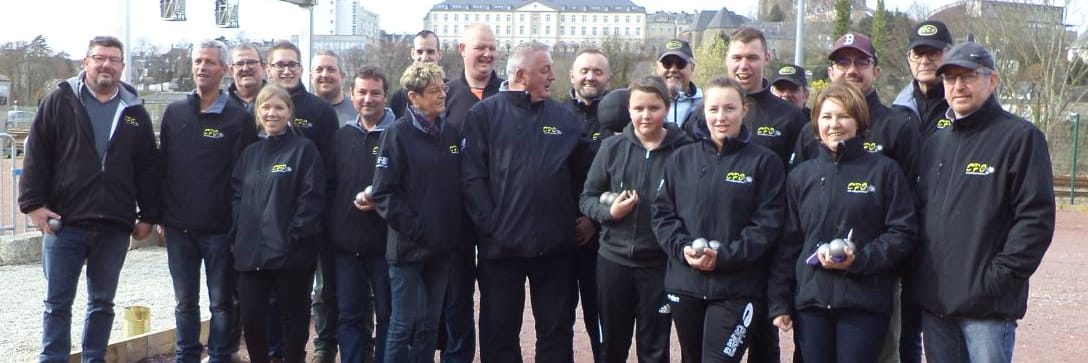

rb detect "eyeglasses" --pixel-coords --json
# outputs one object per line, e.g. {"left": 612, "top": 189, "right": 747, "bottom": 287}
{"left": 89, "top": 54, "right": 123, "bottom": 65}
{"left": 661, "top": 58, "right": 688, "bottom": 70}
{"left": 271, "top": 62, "right": 301, "bottom": 71}
{"left": 832, "top": 57, "right": 873, "bottom": 70}
{"left": 908, "top": 49, "right": 943, "bottom": 62}
{"left": 940, "top": 70, "right": 993, "bottom": 85}
{"left": 232, "top": 60, "right": 262, "bottom": 68}
{"left": 415, "top": 84, "right": 449, "bottom": 96}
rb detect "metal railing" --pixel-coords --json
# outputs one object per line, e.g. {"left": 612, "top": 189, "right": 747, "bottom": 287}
{"left": 0, "top": 133, "right": 17, "bottom": 234}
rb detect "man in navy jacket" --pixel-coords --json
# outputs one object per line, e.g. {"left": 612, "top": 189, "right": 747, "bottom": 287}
{"left": 461, "top": 41, "right": 593, "bottom": 362}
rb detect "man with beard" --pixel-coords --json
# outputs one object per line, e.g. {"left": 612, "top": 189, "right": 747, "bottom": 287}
{"left": 22, "top": 35, "right": 160, "bottom": 363}
{"left": 159, "top": 39, "right": 258, "bottom": 363}
{"left": 265, "top": 40, "right": 340, "bottom": 363}
{"left": 792, "top": 32, "right": 920, "bottom": 179}
{"left": 312, "top": 50, "right": 357, "bottom": 125}
{"left": 390, "top": 30, "right": 445, "bottom": 119}
{"left": 436, "top": 23, "right": 503, "bottom": 363}
{"left": 563, "top": 48, "right": 611, "bottom": 363}
{"left": 893, "top": 20, "right": 954, "bottom": 137}
{"left": 655, "top": 39, "right": 701, "bottom": 129}
{"left": 227, "top": 43, "right": 266, "bottom": 111}
{"left": 462, "top": 41, "right": 592, "bottom": 362}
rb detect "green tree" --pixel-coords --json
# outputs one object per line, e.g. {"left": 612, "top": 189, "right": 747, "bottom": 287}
{"left": 693, "top": 31, "right": 729, "bottom": 87}
{"left": 871, "top": 0, "right": 887, "bottom": 61}
{"left": 834, "top": 0, "right": 852, "bottom": 39}
{"left": 767, "top": 4, "right": 786, "bottom": 22}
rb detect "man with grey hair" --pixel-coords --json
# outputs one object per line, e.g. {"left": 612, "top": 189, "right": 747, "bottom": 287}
{"left": 915, "top": 41, "right": 1055, "bottom": 363}
{"left": 21, "top": 35, "right": 160, "bottom": 363}
{"left": 227, "top": 42, "right": 265, "bottom": 111}
{"left": 462, "top": 41, "right": 592, "bottom": 362}
{"left": 159, "top": 39, "right": 257, "bottom": 363}
{"left": 312, "top": 50, "right": 356, "bottom": 125}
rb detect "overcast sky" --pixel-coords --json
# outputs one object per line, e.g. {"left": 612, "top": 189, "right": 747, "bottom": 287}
{"left": 0, "top": 0, "right": 1083, "bottom": 57}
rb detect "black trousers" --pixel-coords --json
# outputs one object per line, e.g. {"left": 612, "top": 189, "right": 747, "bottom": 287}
{"left": 573, "top": 241, "right": 603, "bottom": 363}
{"left": 312, "top": 238, "right": 339, "bottom": 356}
{"left": 669, "top": 294, "right": 762, "bottom": 363}
{"left": 478, "top": 252, "right": 577, "bottom": 363}
{"left": 747, "top": 308, "right": 782, "bottom": 363}
{"left": 596, "top": 256, "right": 670, "bottom": 363}
{"left": 238, "top": 269, "right": 314, "bottom": 363}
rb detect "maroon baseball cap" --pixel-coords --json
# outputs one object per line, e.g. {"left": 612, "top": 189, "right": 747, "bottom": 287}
{"left": 829, "top": 32, "right": 878, "bottom": 63}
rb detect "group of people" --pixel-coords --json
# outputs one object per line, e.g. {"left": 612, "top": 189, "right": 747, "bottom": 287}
{"left": 21, "top": 19, "right": 1056, "bottom": 363}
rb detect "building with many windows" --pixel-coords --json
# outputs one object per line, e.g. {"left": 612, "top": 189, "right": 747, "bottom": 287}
{"left": 424, "top": 0, "right": 646, "bottom": 50}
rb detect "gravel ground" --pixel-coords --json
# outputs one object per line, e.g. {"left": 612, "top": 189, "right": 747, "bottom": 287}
{"left": 0, "top": 246, "right": 205, "bottom": 363}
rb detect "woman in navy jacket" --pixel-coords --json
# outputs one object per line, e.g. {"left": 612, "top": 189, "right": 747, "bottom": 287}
{"left": 231, "top": 84, "right": 326, "bottom": 363}
{"left": 372, "top": 61, "right": 463, "bottom": 363}
{"left": 771, "top": 82, "right": 916, "bottom": 363}
{"left": 652, "top": 77, "right": 786, "bottom": 363}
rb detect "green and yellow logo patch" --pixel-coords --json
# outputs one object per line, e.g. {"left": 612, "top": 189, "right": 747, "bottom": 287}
{"left": 965, "top": 162, "right": 995, "bottom": 176}
{"left": 203, "top": 128, "right": 224, "bottom": 138}
{"left": 725, "top": 171, "right": 753, "bottom": 184}
{"left": 592, "top": 132, "right": 601, "bottom": 141}
{"left": 918, "top": 24, "right": 939, "bottom": 36}
{"left": 863, "top": 141, "right": 883, "bottom": 153}
{"left": 371, "top": 145, "right": 380, "bottom": 155}
{"left": 449, "top": 145, "right": 461, "bottom": 154}
{"left": 756, "top": 126, "right": 780, "bottom": 137}
{"left": 542, "top": 125, "right": 563, "bottom": 135}
{"left": 123, "top": 115, "right": 138, "bottom": 126}
{"left": 936, "top": 118, "right": 952, "bottom": 129}
{"left": 291, "top": 118, "right": 313, "bottom": 128}
{"left": 847, "top": 181, "right": 876, "bottom": 194}
{"left": 778, "top": 66, "right": 797, "bottom": 75}
{"left": 270, "top": 163, "right": 292, "bottom": 173}
{"left": 666, "top": 40, "right": 683, "bottom": 50}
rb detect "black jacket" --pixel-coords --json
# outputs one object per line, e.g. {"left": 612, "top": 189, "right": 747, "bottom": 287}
{"left": 772, "top": 137, "right": 916, "bottom": 318}
{"left": 462, "top": 91, "right": 593, "bottom": 259}
{"left": 893, "top": 80, "right": 950, "bottom": 137}
{"left": 651, "top": 126, "right": 786, "bottom": 301}
{"left": 794, "top": 91, "right": 921, "bottom": 180}
{"left": 581, "top": 123, "right": 691, "bottom": 267}
{"left": 231, "top": 132, "right": 325, "bottom": 271}
{"left": 160, "top": 91, "right": 258, "bottom": 232}
{"left": 912, "top": 96, "right": 1055, "bottom": 320}
{"left": 688, "top": 80, "right": 807, "bottom": 169}
{"left": 285, "top": 83, "right": 339, "bottom": 161}
{"left": 372, "top": 111, "right": 463, "bottom": 264}
{"left": 564, "top": 90, "right": 614, "bottom": 154}
{"left": 445, "top": 72, "right": 503, "bottom": 130}
{"left": 19, "top": 75, "right": 161, "bottom": 228}
{"left": 326, "top": 110, "right": 395, "bottom": 257}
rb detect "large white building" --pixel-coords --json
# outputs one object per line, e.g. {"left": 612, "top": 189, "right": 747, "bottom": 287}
{"left": 423, "top": 0, "right": 646, "bottom": 50}
{"left": 312, "top": 0, "right": 379, "bottom": 39}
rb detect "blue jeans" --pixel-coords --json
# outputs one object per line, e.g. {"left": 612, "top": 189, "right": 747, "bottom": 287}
{"left": 795, "top": 308, "right": 891, "bottom": 363}
{"left": 336, "top": 254, "right": 391, "bottom": 363}
{"left": 40, "top": 223, "right": 131, "bottom": 363}
{"left": 922, "top": 311, "right": 1017, "bottom": 363}
{"left": 165, "top": 227, "right": 235, "bottom": 363}
{"left": 386, "top": 257, "right": 451, "bottom": 363}
{"left": 440, "top": 251, "right": 476, "bottom": 363}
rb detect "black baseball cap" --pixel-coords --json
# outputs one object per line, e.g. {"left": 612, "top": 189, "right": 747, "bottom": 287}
{"left": 909, "top": 20, "right": 953, "bottom": 50}
{"left": 658, "top": 39, "right": 694, "bottom": 63}
{"left": 936, "top": 42, "right": 996, "bottom": 75}
{"left": 771, "top": 64, "right": 807, "bottom": 88}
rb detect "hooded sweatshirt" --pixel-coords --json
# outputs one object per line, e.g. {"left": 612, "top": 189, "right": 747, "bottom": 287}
{"left": 580, "top": 122, "right": 691, "bottom": 267}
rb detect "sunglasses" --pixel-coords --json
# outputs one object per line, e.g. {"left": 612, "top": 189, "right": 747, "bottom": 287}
{"left": 661, "top": 58, "right": 688, "bottom": 70}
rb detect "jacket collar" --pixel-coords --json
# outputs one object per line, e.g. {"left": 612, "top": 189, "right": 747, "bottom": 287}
{"left": 189, "top": 89, "right": 230, "bottom": 114}
{"left": 817, "top": 135, "right": 867, "bottom": 163}
{"left": 699, "top": 124, "right": 752, "bottom": 155}
{"left": 568, "top": 88, "right": 604, "bottom": 111}
{"left": 351, "top": 107, "right": 396, "bottom": 134}
{"left": 499, "top": 88, "right": 545, "bottom": 108}
{"left": 948, "top": 95, "right": 1002, "bottom": 132}
{"left": 66, "top": 72, "right": 141, "bottom": 107}
{"left": 621, "top": 121, "right": 688, "bottom": 150}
